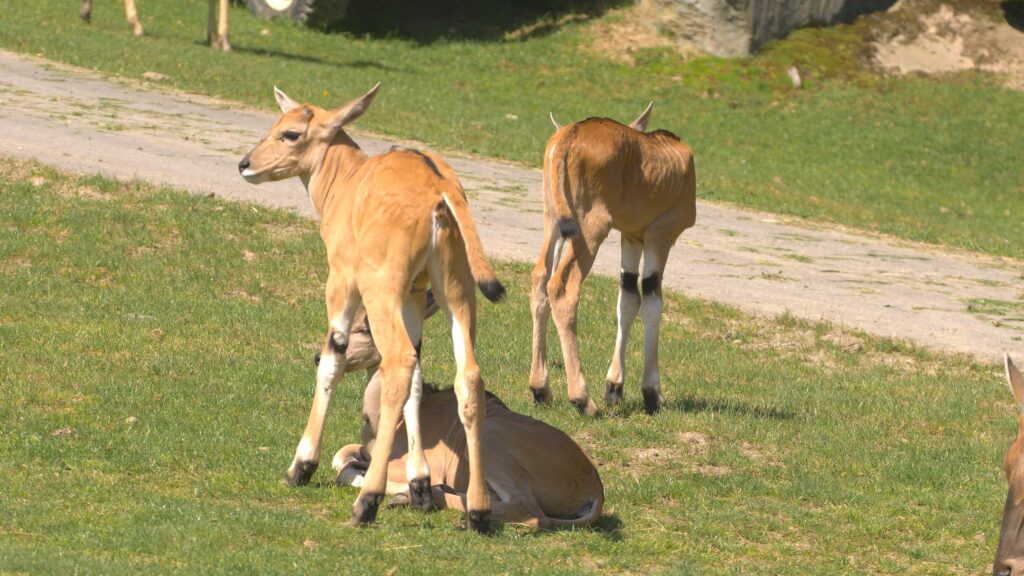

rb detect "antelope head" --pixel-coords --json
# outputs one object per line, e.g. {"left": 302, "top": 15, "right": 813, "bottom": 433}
{"left": 238, "top": 83, "right": 380, "bottom": 184}
{"left": 995, "top": 354, "right": 1024, "bottom": 575}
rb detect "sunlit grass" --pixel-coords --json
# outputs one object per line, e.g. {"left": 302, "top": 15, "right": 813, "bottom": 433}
{"left": 0, "top": 160, "right": 1013, "bottom": 573}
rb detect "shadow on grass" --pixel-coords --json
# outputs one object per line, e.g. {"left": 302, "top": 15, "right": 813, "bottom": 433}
{"left": 194, "top": 41, "right": 398, "bottom": 71}
{"left": 611, "top": 393, "right": 794, "bottom": 420}
{"left": 321, "top": 0, "right": 628, "bottom": 44}
{"left": 1003, "top": 1, "right": 1024, "bottom": 32}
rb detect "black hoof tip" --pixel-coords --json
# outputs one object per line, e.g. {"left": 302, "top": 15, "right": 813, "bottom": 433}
{"left": 570, "top": 397, "right": 598, "bottom": 417}
{"left": 409, "top": 477, "right": 434, "bottom": 512}
{"left": 466, "top": 509, "right": 491, "bottom": 534}
{"left": 282, "top": 460, "right": 318, "bottom": 487}
{"left": 642, "top": 389, "right": 662, "bottom": 415}
{"left": 351, "top": 493, "right": 384, "bottom": 525}
{"left": 604, "top": 381, "right": 623, "bottom": 406}
{"left": 531, "top": 387, "right": 551, "bottom": 405}
{"left": 478, "top": 280, "right": 507, "bottom": 303}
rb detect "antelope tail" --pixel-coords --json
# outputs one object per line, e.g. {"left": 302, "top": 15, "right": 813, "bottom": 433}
{"left": 549, "top": 140, "right": 579, "bottom": 240}
{"left": 440, "top": 190, "right": 506, "bottom": 303}
{"left": 545, "top": 496, "right": 604, "bottom": 528}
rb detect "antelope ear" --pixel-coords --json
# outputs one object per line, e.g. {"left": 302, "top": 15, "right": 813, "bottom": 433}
{"left": 549, "top": 112, "right": 563, "bottom": 131}
{"left": 325, "top": 83, "right": 381, "bottom": 133}
{"left": 274, "top": 86, "right": 300, "bottom": 113}
{"left": 628, "top": 101, "right": 654, "bottom": 132}
{"left": 1007, "top": 353, "right": 1024, "bottom": 413}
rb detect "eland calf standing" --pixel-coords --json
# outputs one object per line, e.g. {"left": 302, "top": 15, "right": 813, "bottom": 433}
{"left": 239, "top": 84, "right": 503, "bottom": 532}
{"left": 529, "top": 104, "right": 696, "bottom": 415}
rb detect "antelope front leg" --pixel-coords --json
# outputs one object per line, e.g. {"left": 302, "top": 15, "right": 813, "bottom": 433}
{"left": 208, "top": 0, "right": 231, "bottom": 51}
{"left": 605, "top": 237, "right": 642, "bottom": 406}
{"left": 401, "top": 292, "right": 432, "bottom": 512}
{"left": 639, "top": 241, "right": 670, "bottom": 414}
{"left": 284, "top": 297, "right": 360, "bottom": 486}
{"left": 80, "top": 0, "right": 93, "bottom": 22}
{"left": 124, "top": 0, "right": 143, "bottom": 36}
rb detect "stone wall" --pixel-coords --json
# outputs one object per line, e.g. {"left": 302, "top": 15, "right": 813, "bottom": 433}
{"left": 638, "top": 0, "right": 895, "bottom": 56}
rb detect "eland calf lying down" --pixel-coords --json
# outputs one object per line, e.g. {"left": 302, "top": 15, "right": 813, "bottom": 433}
{"left": 333, "top": 373, "right": 604, "bottom": 530}
{"left": 995, "top": 354, "right": 1024, "bottom": 575}
{"left": 530, "top": 104, "right": 696, "bottom": 416}
{"left": 239, "top": 85, "right": 503, "bottom": 532}
{"left": 80, "top": 0, "right": 231, "bottom": 50}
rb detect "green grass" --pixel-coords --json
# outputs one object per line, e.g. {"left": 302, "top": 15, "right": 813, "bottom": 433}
{"left": 0, "top": 1, "right": 1023, "bottom": 259}
{"left": 0, "top": 159, "right": 1016, "bottom": 573}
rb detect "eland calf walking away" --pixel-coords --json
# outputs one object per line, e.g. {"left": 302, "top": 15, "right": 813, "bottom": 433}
{"left": 238, "top": 84, "right": 503, "bottom": 532}
{"left": 995, "top": 354, "right": 1024, "bottom": 575}
{"left": 529, "top": 104, "right": 696, "bottom": 416}
{"left": 80, "top": 0, "right": 231, "bottom": 50}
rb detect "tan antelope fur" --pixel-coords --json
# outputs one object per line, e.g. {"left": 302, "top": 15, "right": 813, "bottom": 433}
{"left": 80, "top": 0, "right": 231, "bottom": 51}
{"left": 333, "top": 372, "right": 604, "bottom": 530}
{"left": 238, "top": 85, "right": 504, "bottom": 532}
{"left": 995, "top": 354, "right": 1024, "bottom": 575}
{"left": 530, "top": 104, "right": 696, "bottom": 416}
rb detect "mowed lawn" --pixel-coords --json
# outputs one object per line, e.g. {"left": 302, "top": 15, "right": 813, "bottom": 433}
{"left": 1, "top": 0, "right": 1023, "bottom": 259}
{"left": 0, "top": 159, "right": 1015, "bottom": 574}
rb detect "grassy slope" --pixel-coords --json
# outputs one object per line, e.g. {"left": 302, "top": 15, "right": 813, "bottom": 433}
{"left": 0, "top": 1, "right": 1022, "bottom": 258}
{"left": 0, "top": 160, "right": 1014, "bottom": 574}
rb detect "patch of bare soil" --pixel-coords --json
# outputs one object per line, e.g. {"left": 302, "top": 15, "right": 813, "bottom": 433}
{"left": 679, "top": 431, "right": 710, "bottom": 456}
{"left": 872, "top": 1, "right": 1024, "bottom": 89}
{"left": 588, "top": 5, "right": 676, "bottom": 65}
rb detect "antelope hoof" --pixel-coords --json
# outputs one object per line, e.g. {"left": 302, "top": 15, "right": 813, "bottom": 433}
{"left": 282, "top": 460, "right": 318, "bottom": 487}
{"left": 570, "top": 396, "right": 599, "bottom": 417}
{"left": 466, "top": 509, "right": 491, "bottom": 534}
{"left": 642, "top": 389, "right": 663, "bottom": 415}
{"left": 531, "top": 387, "right": 552, "bottom": 405}
{"left": 80, "top": 7, "right": 91, "bottom": 22}
{"left": 604, "top": 381, "right": 624, "bottom": 406}
{"left": 351, "top": 493, "right": 384, "bottom": 525}
{"left": 408, "top": 477, "right": 434, "bottom": 512}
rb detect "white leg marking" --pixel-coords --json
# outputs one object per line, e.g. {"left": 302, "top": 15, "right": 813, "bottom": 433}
{"left": 316, "top": 353, "right": 341, "bottom": 393}
{"left": 451, "top": 316, "right": 468, "bottom": 370}
{"left": 640, "top": 249, "right": 664, "bottom": 395}
{"left": 607, "top": 239, "right": 642, "bottom": 384}
{"left": 403, "top": 360, "right": 428, "bottom": 481}
{"left": 296, "top": 437, "right": 317, "bottom": 463}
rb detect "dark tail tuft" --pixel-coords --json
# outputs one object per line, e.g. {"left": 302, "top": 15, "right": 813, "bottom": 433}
{"left": 478, "top": 280, "right": 507, "bottom": 303}
{"left": 557, "top": 217, "right": 579, "bottom": 239}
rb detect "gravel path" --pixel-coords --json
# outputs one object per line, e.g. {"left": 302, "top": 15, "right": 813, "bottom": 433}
{"left": 2, "top": 50, "right": 1020, "bottom": 361}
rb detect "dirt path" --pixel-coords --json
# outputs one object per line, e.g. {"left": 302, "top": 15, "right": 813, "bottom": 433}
{"left": 1, "top": 50, "right": 1020, "bottom": 361}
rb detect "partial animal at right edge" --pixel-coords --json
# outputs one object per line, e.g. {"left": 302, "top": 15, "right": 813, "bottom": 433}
{"left": 529, "top": 102, "right": 697, "bottom": 416}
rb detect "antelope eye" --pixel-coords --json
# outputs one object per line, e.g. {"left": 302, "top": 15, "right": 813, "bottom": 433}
{"left": 281, "top": 130, "right": 301, "bottom": 142}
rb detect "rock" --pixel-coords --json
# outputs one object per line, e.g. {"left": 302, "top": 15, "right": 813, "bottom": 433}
{"left": 636, "top": 0, "right": 896, "bottom": 56}
{"left": 143, "top": 71, "right": 169, "bottom": 82}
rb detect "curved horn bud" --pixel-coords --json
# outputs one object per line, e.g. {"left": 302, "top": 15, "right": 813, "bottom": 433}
{"left": 549, "top": 112, "right": 563, "bottom": 131}
{"left": 628, "top": 101, "right": 654, "bottom": 132}
{"left": 274, "top": 86, "right": 300, "bottom": 113}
